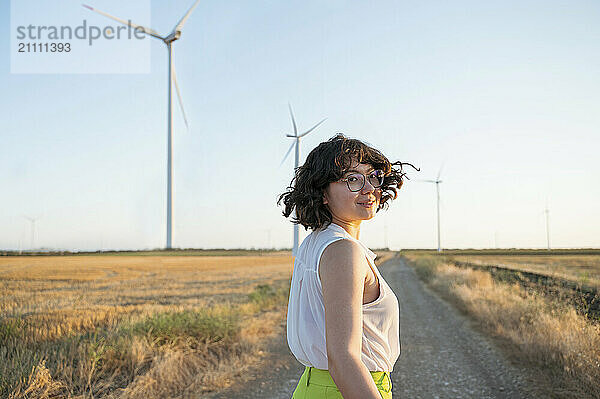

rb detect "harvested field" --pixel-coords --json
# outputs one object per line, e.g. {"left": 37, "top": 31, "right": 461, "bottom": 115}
{"left": 0, "top": 255, "right": 293, "bottom": 318}
{"left": 0, "top": 254, "right": 294, "bottom": 398}
{"left": 446, "top": 254, "right": 600, "bottom": 321}
{"left": 404, "top": 253, "right": 600, "bottom": 398}
{"left": 449, "top": 254, "right": 600, "bottom": 288}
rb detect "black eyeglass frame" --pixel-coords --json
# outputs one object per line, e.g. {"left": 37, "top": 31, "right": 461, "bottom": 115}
{"left": 339, "top": 170, "right": 385, "bottom": 192}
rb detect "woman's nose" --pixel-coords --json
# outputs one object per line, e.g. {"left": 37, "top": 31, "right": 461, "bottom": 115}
{"left": 361, "top": 178, "right": 376, "bottom": 193}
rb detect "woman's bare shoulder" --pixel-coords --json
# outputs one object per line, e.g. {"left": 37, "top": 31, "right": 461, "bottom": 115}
{"left": 319, "top": 239, "right": 367, "bottom": 282}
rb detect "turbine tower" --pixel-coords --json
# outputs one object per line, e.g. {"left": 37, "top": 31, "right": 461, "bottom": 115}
{"left": 84, "top": 0, "right": 198, "bottom": 249}
{"left": 23, "top": 215, "right": 39, "bottom": 250}
{"left": 544, "top": 202, "right": 551, "bottom": 251}
{"left": 280, "top": 103, "right": 326, "bottom": 256}
{"left": 418, "top": 165, "right": 444, "bottom": 252}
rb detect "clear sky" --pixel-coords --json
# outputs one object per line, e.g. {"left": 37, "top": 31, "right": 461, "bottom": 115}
{"left": 2, "top": 0, "right": 599, "bottom": 251}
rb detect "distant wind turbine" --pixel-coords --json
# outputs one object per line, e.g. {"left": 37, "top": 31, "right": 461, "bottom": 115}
{"left": 417, "top": 164, "right": 444, "bottom": 252}
{"left": 83, "top": 0, "right": 199, "bottom": 249}
{"left": 544, "top": 201, "right": 551, "bottom": 251}
{"left": 23, "top": 215, "right": 39, "bottom": 250}
{"left": 280, "top": 103, "right": 326, "bottom": 256}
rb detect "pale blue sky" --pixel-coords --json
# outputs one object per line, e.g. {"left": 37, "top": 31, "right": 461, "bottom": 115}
{"left": 2, "top": 0, "right": 599, "bottom": 251}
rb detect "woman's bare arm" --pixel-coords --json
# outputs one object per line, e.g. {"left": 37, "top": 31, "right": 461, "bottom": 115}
{"left": 319, "top": 239, "right": 383, "bottom": 399}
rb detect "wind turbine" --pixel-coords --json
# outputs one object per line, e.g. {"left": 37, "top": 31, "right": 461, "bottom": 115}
{"left": 544, "top": 201, "right": 551, "bottom": 251}
{"left": 418, "top": 165, "right": 444, "bottom": 252}
{"left": 280, "top": 103, "right": 326, "bottom": 256}
{"left": 23, "top": 215, "right": 39, "bottom": 250}
{"left": 83, "top": 0, "right": 199, "bottom": 249}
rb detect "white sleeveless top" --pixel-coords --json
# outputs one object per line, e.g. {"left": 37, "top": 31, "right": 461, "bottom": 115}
{"left": 286, "top": 222, "right": 401, "bottom": 372}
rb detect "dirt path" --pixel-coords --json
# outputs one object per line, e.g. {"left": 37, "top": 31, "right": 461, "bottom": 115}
{"left": 205, "top": 257, "right": 539, "bottom": 398}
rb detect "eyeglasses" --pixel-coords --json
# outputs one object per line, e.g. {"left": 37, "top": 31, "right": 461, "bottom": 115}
{"left": 339, "top": 170, "right": 385, "bottom": 192}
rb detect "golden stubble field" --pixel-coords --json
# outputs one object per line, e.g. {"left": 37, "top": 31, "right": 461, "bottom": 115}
{"left": 0, "top": 254, "right": 294, "bottom": 398}
{"left": 403, "top": 253, "right": 600, "bottom": 398}
{"left": 1, "top": 255, "right": 294, "bottom": 334}
{"left": 450, "top": 254, "right": 600, "bottom": 288}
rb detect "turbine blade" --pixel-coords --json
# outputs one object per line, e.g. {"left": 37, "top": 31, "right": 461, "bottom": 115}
{"left": 414, "top": 179, "right": 436, "bottom": 183}
{"left": 298, "top": 118, "right": 326, "bottom": 138}
{"left": 288, "top": 103, "right": 298, "bottom": 136}
{"left": 82, "top": 4, "right": 164, "bottom": 40}
{"left": 436, "top": 161, "right": 446, "bottom": 180}
{"left": 279, "top": 141, "right": 296, "bottom": 167}
{"left": 173, "top": 0, "right": 202, "bottom": 32}
{"left": 172, "top": 63, "right": 189, "bottom": 131}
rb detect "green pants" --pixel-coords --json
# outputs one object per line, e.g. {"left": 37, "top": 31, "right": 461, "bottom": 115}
{"left": 291, "top": 366, "right": 392, "bottom": 398}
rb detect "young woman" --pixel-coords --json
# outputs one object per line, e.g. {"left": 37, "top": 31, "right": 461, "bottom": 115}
{"left": 278, "top": 133, "right": 416, "bottom": 399}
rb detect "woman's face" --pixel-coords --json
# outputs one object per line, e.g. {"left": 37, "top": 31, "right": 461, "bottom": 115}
{"left": 322, "top": 161, "right": 382, "bottom": 224}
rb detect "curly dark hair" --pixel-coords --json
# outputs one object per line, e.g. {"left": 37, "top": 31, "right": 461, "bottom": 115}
{"left": 277, "top": 133, "right": 419, "bottom": 231}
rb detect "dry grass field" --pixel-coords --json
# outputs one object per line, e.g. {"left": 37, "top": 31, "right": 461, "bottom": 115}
{"left": 0, "top": 254, "right": 294, "bottom": 398}
{"left": 404, "top": 253, "right": 600, "bottom": 398}
{"left": 449, "top": 254, "right": 600, "bottom": 288}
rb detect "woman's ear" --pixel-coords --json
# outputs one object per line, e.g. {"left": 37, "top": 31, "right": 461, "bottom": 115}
{"left": 322, "top": 190, "right": 328, "bottom": 205}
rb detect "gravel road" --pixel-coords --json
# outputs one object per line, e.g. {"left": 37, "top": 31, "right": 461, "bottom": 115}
{"left": 206, "top": 257, "right": 538, "bottom": 398}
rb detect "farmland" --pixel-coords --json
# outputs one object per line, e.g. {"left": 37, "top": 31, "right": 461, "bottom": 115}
{"left": 403, "top": 252, "right": 600, "bottom": 398}
{"left": 0, "top": 253, "right": 294, "bottom": 398}
{"left": 2, "top": 249, "right": 598, "bottom": 398}
{"left": 448, "top": 254, "right": 600, "bottom": 288}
